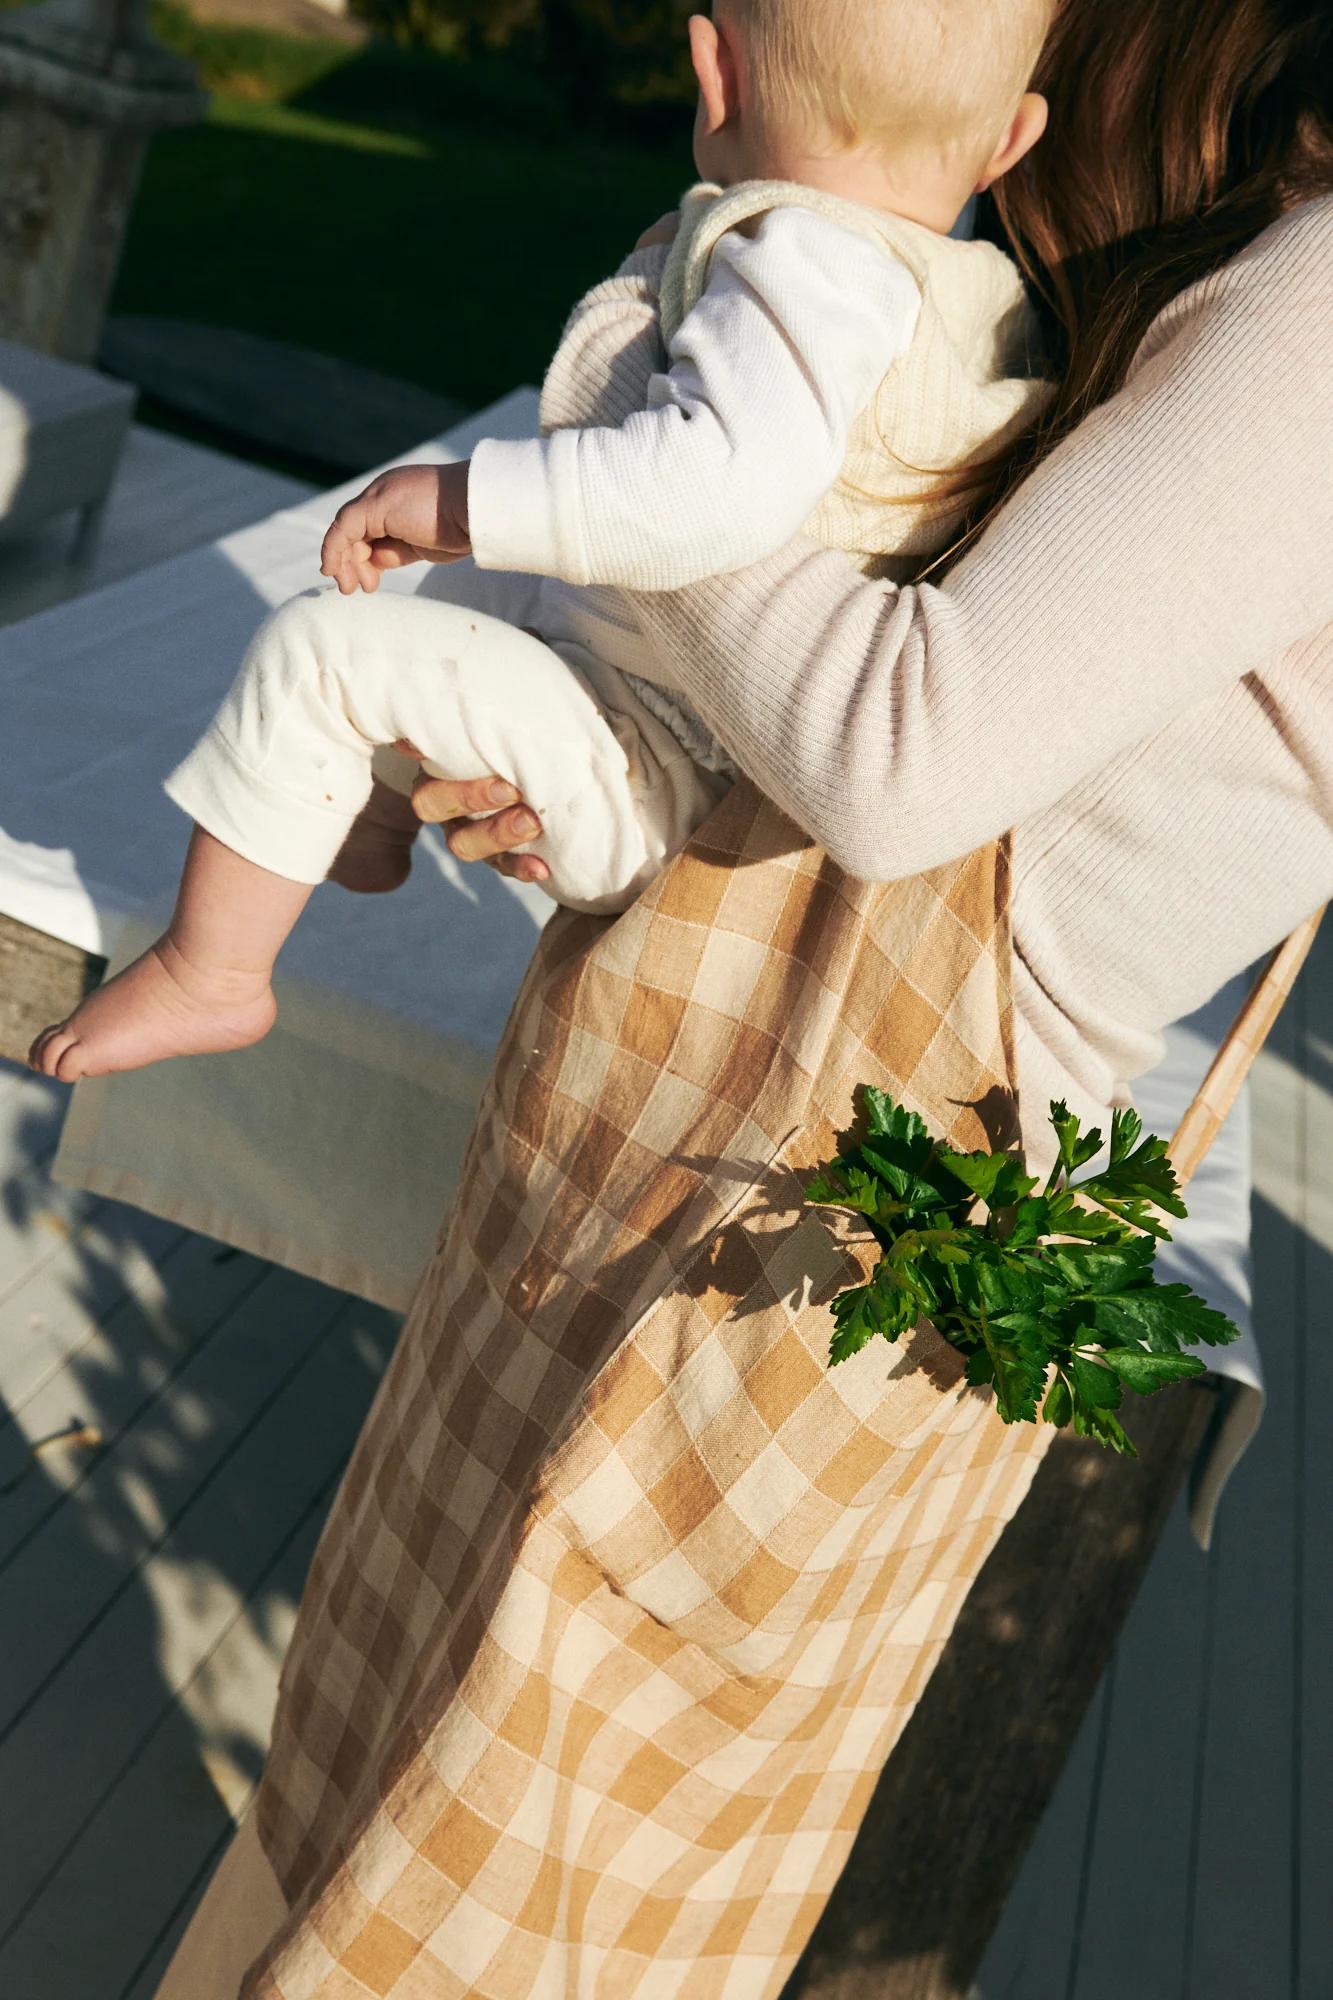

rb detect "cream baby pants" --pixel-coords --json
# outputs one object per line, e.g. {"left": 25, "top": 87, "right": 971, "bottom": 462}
{"left": 165, "top": 573, "right": 726, "bottom": 917}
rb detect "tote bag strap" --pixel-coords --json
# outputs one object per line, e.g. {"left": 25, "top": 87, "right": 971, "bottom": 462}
{"left": 1169, "top": 908, "right": 1325, "bottom": 1189}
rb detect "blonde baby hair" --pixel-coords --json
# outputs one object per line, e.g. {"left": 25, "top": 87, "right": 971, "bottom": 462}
{"left": 719, "top": 0, "right": 1057, "bottom": 165}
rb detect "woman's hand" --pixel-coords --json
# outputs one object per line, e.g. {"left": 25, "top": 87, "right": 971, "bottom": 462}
{"left": 400, "top": 748, "right": 551, "bottom": 885}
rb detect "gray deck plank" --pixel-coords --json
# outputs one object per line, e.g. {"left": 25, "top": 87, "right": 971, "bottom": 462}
{"left": 0, "top": 1061, "right": 66, "bottom": 1160}
{"left": 1069, "top": 1496, "right": 1210, "bottom": 2000}
{"left": 1295, "top": 939, "right": 1332, "bottom": 2000}
{"left": 0, "top": 1197, "right": 185, "bottom": 1434}
{"left": 0, "top": 1232, "right": 268, "bottom": 1566}
{"left": 120, "top": 1820, "right": 241, "bottom": 2000}
{"left": 0, "top": 1289, "right": 398, "bottom": 1955}
{"left": 1183, "top": 1001, "right": 1303, "bottom": 2000}
{"left": 0, "top": 1069, "right": 100, "bottom": 1310}
{"left": 0, "top": 1467, "right": 336, "bottom": 2000}
{"left": 0, "top": 1262, "right": 356, "bottom": 1743}
{"left": 974, "top": 1682, "right": 1109, "bottom": 2000}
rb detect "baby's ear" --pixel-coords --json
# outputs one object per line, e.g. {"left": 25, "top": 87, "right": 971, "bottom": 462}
{"left": 689, "top": 12, "right": 740, "bottom": 134}
{"left": 976, "top": 92, "right": 1049, "bottom": 191}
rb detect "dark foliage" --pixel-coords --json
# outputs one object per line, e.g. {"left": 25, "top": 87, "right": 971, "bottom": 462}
{"left": 348, "top": 0, "right": 697, "bottom": 130}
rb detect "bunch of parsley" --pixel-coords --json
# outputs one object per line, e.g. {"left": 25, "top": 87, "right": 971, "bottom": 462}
{"left": 804, "top": 1089, "right": 1240, "bottom": 1455}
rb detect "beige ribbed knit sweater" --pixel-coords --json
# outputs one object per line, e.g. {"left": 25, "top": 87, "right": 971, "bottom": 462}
{"left": 539, "top": 195, "right": 1333, "bottom": 1146}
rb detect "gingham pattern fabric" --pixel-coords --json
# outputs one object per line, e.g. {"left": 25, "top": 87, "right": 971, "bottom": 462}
{"left": 246, "top": 784, "right": 1054, "bottom": 2000}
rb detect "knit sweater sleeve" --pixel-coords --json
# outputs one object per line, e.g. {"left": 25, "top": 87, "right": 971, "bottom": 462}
{"left": 541, "top": 203, "right": 1333, "bottom": 882}
{"left": 538, "top": 242, "right": 672, "bottom": 437}
{"left": 470, "top": 213, "right": 919, "bottom": 590}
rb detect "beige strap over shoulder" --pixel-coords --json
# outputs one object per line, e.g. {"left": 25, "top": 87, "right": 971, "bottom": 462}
{"left": 1170, "top": 908, "right": 1325, "bottom": 1186}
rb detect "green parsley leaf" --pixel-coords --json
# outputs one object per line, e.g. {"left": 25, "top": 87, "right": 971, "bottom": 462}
{"left": 934, "top": 1146, "right": 1038, "bottom": 1208}
{"left": 1076, "top": 1121, "right": 1187, "bottom": 1226}
{"left": 1068, "top": 1353, "right": 1124, "bottom": 1410}
{"left": 1003, "top": 1196, "right": 1053, "bottom": 1247}
{"left": 981, "top": 1315, "right": 1049, "bottom": 1426}
{"left": 863, "top": 1090, "right": 931, "bottom": 1149}
{"left": 1043, "top": 1373, "right": 1074, "bottom": 1428}
{"left": 805, "top": 1088, "right": 1242, "bottom": 1456}
{"left": 1108, "top": 1106, "right": 1143, "bottom": 1164}
{"left": 1049, "top": 1100, "right": 1105, "bottom": 1178}
{"left": 1097, "top": 1348, "right": 1208, "bottom": 1393}
{"left": 1071, "top": 1403, "right": 1137, "bottom": 1457}
{"left": 828, "top": 1260, "right": 920, "bottom": 1364}
{"left": 1045, "top": 1237, "right": 1158, "bottom": 1297}
{"left": 1091, "top": 1285, "right": 1239, "bottom": 1353}
{"left": 966, "top": 1349, "right": 996, "bottom": 1387}
{"left": 858, "top": 1139, "right": 956, "bottom": 1212}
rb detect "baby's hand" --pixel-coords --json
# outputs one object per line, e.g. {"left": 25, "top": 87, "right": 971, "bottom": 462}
{"left": 320, "top": 461, "right": 472, "bottom": 595}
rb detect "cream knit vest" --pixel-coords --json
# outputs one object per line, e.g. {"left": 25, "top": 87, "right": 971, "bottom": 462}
{"left": 660, "top": 179, "right": 1053, "bottom": 579}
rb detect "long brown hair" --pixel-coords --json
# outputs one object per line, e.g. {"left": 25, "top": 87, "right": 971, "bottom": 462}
{"left": 937, "top": 0, "right": 1333, "bottom": 571}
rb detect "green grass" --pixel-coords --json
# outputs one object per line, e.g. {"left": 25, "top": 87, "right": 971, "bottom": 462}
{"left": 112, "top": 15, "right": 692, "bottom": 412}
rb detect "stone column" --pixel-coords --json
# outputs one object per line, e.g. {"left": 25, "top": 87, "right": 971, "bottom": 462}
{"left": 0, "top": 0, "right": 206, "bottom": 364}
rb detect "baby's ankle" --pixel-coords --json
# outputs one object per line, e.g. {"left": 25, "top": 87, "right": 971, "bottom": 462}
{"left": 155, "top": 931, "right": 276, "bottom": 999}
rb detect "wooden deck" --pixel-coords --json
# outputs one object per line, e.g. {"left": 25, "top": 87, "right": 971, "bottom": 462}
{"left": 0, "top": 1055, "right": 401, "bottom": 1999}
{"left": 0, "top": 918, "right": 1324, "bottom": 1999}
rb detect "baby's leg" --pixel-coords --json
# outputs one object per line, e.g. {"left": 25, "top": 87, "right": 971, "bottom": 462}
{"left": 163, "top": 583, "right": 715, "bottom": 915}
{"left": 331, "top": 562, "right": 548, "bottom": 894}
{"left": 29, "top": 828, "right": 306, "bottom": 1081}
{"left": 326, "top": 749, "right": 424, "bottom": 895}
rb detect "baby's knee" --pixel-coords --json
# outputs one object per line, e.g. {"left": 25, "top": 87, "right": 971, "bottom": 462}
{"left": 254, "top": 583, "right": 352, "bottom": 663}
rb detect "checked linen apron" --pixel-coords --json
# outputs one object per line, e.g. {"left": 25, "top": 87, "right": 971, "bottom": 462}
{"left": 241, "top": 781, "right": 1054, "bottom": 1999}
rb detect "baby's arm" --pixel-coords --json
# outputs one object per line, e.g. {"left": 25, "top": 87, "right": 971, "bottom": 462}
{"left": 466, "top": 208, "right": 922, "bottom": 592}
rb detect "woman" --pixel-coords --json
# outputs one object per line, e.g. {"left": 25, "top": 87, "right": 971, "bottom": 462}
{"left": 159, "top": 3, "right": 1332, "bottom": 1995}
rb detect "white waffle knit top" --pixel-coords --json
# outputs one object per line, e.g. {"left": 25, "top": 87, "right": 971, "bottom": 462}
{"left": 659, "top": 179, "right": 1051, "bottom": 574}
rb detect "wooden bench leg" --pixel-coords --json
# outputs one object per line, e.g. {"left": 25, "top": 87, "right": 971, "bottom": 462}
{"left": 71, "top": 489, "right": 112, "bottom": 569}
{"left": 0, "top": 913, "right": 106, "bottom": 1064}
{"left": 781, "top": 1379, "right": 1218, "bottom": 2000}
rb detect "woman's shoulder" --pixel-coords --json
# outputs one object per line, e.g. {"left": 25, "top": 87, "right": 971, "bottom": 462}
{"left": 1218, "top": 191, "right": 1333, "bottom": 290}
{"left": 1133, "top": 193, "right": 1333, "bottom": 375}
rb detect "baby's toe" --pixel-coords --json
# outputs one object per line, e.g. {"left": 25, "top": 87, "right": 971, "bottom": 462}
{"left": 27, "top": 1023, "right": 66, "bottom": 1075}
{"left": 30, "top": 1026, "right": 85, "bottom": 1082}
{"left": 53, "top": 1036, "right": 90, "bottom": 1083}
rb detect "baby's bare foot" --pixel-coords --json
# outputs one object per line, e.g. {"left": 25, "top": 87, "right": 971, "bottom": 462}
{"left": 28, "top": 937, "right": 277, "bottom": 1082}
{"left": 328, "top": 776, "right": 421, "bottom": 895}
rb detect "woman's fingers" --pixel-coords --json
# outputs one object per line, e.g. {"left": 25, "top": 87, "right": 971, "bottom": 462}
{"left": 405, "top": 773, "right": 547, "bottom": 871}
{"left": 489, "top": 852, "right": 552, "bottom": 884}
{"left": 447, "top": 805, "right": 544, "bottom": 864}
{"left": 410, "top": 772, "right": 546, "bottom": 863}
{"left": 410, "top": 774, "right": 524, "bottom": 824}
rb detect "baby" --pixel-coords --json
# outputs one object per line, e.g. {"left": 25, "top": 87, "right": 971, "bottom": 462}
{"left": 30, "top": 0, "right": 1053, "bottom": 1083}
